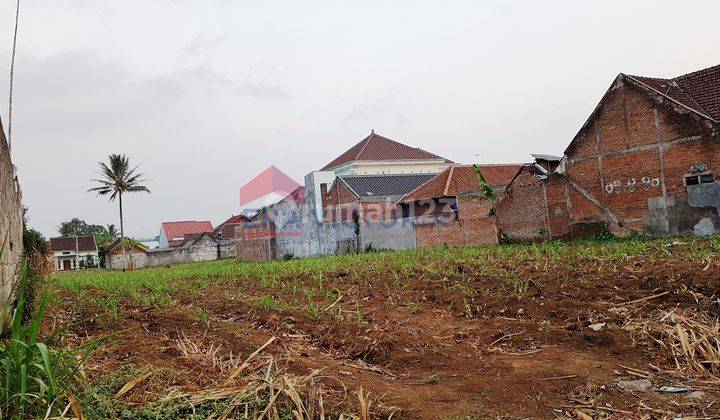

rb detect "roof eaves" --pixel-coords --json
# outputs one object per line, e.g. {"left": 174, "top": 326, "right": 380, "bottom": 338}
{"left": 442, "top": 165, "right": 455, "bottom": 197}
{"left": 398, "top": 169, "right": 448, "bottom": 203}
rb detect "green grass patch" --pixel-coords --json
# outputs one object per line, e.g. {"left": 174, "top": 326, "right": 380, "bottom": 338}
{"left": 50, "top": 236, "right": 720, "bottom": 306}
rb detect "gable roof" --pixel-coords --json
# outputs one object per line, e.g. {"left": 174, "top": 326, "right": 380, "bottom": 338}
{"left": 161, "top": 221, "right": 213, "bottom": 247}
{"left": 401, "top": 164, "right": 524, "bottom": 203}
{"left": 212, "top": 214, "right": 250, "bottom": 238}
{"left": 49, "top": 235, "right": 98, "bottom": 253}
{"left": 321, "top": 132, "right": 451, "bottom": 171}
{"left": 338, "top": 174, "right": 436, "bottom": 200}
{"left": 105, "top": 237, "right": 148, "bottom": 254}
{"left": 565, "top": 64, "right": 720, "bottom": 155}
{"left": 179, "top": 231, "right": 216, "bottom": 248}
{"left": 631, "top": 64, "right": 720, "bottom": 121}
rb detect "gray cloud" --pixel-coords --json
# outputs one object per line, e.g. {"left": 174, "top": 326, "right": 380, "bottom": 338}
{"left": 233, "top": 83, "right": 290, "bottom": 100}
{"left": 1, "top": 0, "right": 720, "bottom": 238}
{"left": 185, "top": 33, "right": 227, "bottom": 55}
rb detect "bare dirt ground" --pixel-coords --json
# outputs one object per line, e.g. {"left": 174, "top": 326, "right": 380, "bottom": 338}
{"left": 48, "top": 241, "right": 720, "bottom": 418}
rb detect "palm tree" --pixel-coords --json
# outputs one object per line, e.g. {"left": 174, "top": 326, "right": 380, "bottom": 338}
{"left": 88, "top": 154, "right": 150, "bottom": 240}
{"left": 106, "top": 224, "right": 120, "bottom": 239}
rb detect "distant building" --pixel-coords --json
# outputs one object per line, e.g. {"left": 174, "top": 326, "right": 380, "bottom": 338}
{"left": 305, "top": 131, "right": 452, "bottom": 221}
{"left": 49, "top": 235, "right": 99, "bottom": 271}
{"left": 159, "top": 221, "right": 213, "bottom": 248}
{"left": 323, "top": 173, "right": 435, "bottom": 222}
{"left": 212, "top": 214, "right": 251, "bottom": 241}
{"left": 563, "top": 63, "right": 720, "bottom": 237}
{"left": 104, "top": 238, "right": 149, "bottom": 270}
{"left": 399, "top": 164, "right": 523, "bottom": 219}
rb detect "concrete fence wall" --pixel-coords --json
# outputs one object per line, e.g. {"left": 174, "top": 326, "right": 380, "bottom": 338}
{"left": 147, "top": 237, "right": 218, "bottom": 267}
{"left": 360, "top": 218, "right": 416, "bottom": 251}
{"left": 0, "top": 118, "right": 24, "bottom": 329}
{"left": 107, "top": 236, "right": 229, "bottom": 270}
{"left": 275, "top": 219, "right": 358, "bottom": 259}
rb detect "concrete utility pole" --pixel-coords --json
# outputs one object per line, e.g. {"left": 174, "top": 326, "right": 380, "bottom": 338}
{"left": 8, "top": 0, "right": 21, "bottom": 153}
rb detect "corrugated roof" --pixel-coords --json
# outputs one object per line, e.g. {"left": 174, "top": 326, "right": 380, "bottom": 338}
{"left": 339, "top": 173, "right": 436, "bottom": 198}
{"left": 321, "top": 132, "right": 451, "bottom": 171}
{"left": 401, "top": 164, "right": 523, "bottom": 202}
{"left": 49, "top": 235, "right": 98, "bottom": 253}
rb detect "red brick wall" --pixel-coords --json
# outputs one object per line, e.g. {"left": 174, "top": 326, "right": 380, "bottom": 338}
{"left": 565, "top": 79, "right": 716, "bottom": 235}
{"left": 456, "top": 195, "right": 494, "bottom": 220}
{"left": 325, "top": 179, "right": 399, "bottom": 222}
{"left": 495, "top": 169, "right": 570, "bottom": 242}
{"left": 415, "top": 218, "right": 498, "bottom": 248}
{"left": 235, "top": 222, "right": 276, "bottom": 261}
{"left": 496, "top": 169, "right": 547, "bottom": 241}
{"left": 545, "top": 175, "right": 571, "bottom": 238}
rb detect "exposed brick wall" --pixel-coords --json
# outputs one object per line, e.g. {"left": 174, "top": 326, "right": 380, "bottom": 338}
{"left": 456, "top": 195, "right": 493, "bottom": 220}
{"left": 415, "top": 217, "right": 498, "bottom": 248}
{"left": 545, "top": 175, "right": 571, "bottom": 238}
{"left": 565, "top": 79, "right": 718, "bottom": 236}
{"left": 235, "top": 222, "right": 276, "bottom": 261}
{"left": 496, "top": 169, "right": 547, "bottom": 242}
{"left": 325, "top": 179, "right": 399, "bottom": 222}
{"left": 495, "top": 168, "right": 570, "bottom": 242}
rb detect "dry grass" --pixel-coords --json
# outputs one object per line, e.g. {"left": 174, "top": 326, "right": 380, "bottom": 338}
{"left": 154, "top": 335, "right": 370, "bottom": 419}
{"left": 637, "top": 309, "right": 720, "bottom": 378}
{"left": 175, "top": 332, "right": 243, "bottom": 375}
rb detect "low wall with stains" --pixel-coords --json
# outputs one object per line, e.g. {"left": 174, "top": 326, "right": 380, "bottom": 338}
{"left": 0, "top": 119, "right": 24, "bottom": 330}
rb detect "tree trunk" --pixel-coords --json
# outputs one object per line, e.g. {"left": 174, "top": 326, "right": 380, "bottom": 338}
{"left": 119, "top": 193, "right": 128, "bottom": 269}
{"left": 119, "top": 192, "right": 124, "bottom": 239}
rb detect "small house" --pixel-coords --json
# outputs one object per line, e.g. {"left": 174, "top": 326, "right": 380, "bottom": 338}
{"left": 158, "top": 220, "right": 213, "bottom": 248}
{"left": 105, "top": 238, "right": 149, "bottom": 270}
{"left": 49, "top": 235, "right": 99, "bottom": 271}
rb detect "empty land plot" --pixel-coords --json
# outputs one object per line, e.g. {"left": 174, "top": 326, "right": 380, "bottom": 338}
{"left": 48, "top": 237, "right": 720, "bottom": 418}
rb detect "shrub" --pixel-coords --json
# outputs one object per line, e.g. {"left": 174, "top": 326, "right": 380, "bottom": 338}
{"left": 0, "top": 262, "right": 90, "bottom": 418}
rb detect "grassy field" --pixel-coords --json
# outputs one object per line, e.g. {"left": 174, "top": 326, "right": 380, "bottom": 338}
{"left": 46, "top": 236, "right": 720, "bottom": 418}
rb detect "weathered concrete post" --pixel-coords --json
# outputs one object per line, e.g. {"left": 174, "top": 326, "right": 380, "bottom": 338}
{"left": 0, "top": 116, "right": 24, "bottom": 331}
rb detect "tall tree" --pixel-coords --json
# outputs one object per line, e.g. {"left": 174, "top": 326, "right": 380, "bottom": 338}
{"left": 88, "top": 154, "right": 150, "bottom": 240}
{"left": 106, "top": 224, "right": 119, "bottom": 240}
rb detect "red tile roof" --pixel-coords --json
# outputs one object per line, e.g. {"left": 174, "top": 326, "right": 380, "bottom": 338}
{"left": 321, "top": 132, "right": 451, "bottom": 171}
{"left": 629, "top": 64, "right": 720, "bottom": 121}
{"left": 401, "top": 164, "right": 523, "bottom": 202}
{"left": 49, "top": 235, "right": 98, "bottom": 253}
{"left": 161, "top": 221, "right": 213, "bottom": 247}
{"left": 566, "top": 64, "right": 720, "bottom": 156}
{"left": 212, "top": 215, "right": 250, "bottom": 239}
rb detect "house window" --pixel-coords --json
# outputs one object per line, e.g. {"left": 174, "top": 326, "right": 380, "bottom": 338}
{"left": 684, "top": 171, "right": 715, "bottom": 186}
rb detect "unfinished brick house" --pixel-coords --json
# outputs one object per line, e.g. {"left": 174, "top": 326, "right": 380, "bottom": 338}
{"left": 399, "top": 164, "right": 522, "bottom": 247}
{"left": 564, "top": 64, "right": 720, "bottom": 236}
{"left": 399, "top": 164, "right": 523, "bottom": 220}
{"left": 495, "top": 156, "right": 571, "bottom": 242}
{"left": 323, "top": 174, "right": 435, "bottom": 222}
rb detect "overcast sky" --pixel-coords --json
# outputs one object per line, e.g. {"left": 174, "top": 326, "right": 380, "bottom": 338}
{"left": 1, "top": 0, "right": 719, "bottom": 238}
